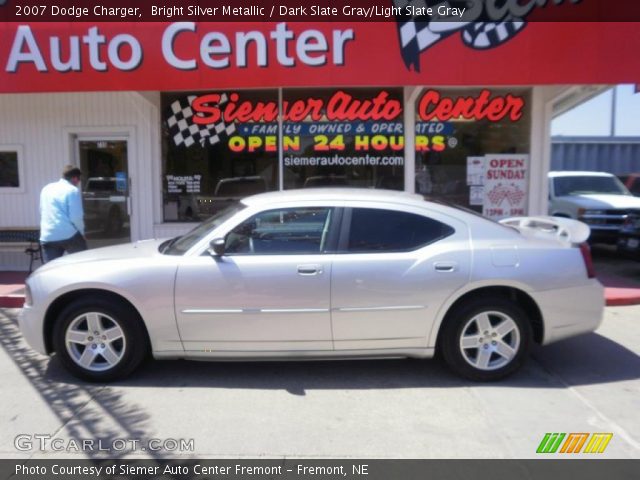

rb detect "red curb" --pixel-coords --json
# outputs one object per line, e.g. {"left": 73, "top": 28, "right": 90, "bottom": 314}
{"left": 607, "top": 299, "right": 640, "bottom": 306}
{"left": 604, "top": 289, "right": 640, "bottom": 307}
{"left": 0, "top": 296, "right": 25, "bottom": 308}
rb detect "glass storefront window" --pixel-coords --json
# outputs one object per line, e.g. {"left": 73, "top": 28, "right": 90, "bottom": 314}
{"left": 161, "top": 90, "right": 279, "bottom": 222}
{"left": 161, "top": 86, "right": 531, "bottom": 222}
{"left": 282, "top": 88, "right": 404, "bottom": 190}
{"left": 414, "top": 88, "right": 531, "bottom": 218}
{"left": 0, "top": 148, "right": 22, "bottom": 190}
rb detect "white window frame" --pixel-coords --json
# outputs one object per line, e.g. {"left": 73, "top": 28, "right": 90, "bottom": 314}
{"left": 0, "top": 144, "right": 25, "bottom": 193}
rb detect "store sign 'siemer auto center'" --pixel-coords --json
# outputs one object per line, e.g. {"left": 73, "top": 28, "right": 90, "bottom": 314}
{"left": 167, "top": 88, "right": 524, "bottom": 156}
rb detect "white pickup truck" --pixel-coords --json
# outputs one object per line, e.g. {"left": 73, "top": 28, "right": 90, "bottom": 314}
{"left": 548, "top": 171, "right": 640, "bottom": 243}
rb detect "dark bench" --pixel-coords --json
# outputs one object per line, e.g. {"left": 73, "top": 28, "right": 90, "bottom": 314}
{"left": 0, "top": 229, "right": 42, "bottom": 273}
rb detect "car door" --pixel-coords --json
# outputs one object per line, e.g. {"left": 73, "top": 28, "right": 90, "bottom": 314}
{"left": 330, "top": 204, "right": 471, "bottom": 351}
{"left": 174, "top": 206, "right": 337, "bottom": 354}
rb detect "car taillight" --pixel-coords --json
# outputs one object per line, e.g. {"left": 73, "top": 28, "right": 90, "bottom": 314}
{"left": 579, "top": 242, "right": 596, "bottom": 279}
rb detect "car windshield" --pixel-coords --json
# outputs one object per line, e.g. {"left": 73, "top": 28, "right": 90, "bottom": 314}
{"left": 161, "top": 202, "right": 246, "bottom": 255}
{"left": 553, "top": 175, "right": 631, "bottom": 196}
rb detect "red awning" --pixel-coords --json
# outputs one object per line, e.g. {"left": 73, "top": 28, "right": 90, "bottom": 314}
{"left": 1, "top": 21, "right": 639, "bottom": 93}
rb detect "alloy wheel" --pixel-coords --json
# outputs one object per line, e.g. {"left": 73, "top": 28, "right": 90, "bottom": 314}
{"left": 65, "top": 312, "right": 126, "bottom": 372}
{"left": 458, "top": 311, "right": 521, "bottom": 371}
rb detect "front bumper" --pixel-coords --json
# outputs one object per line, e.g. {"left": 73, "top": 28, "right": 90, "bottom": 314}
{"left": 18, "top": 305, "right": 48, "bottom": 356}
{"left": 617, "top": 234, "right": 640, "bottom": 261}
{"left": 586, "top": 226, "right": 621, "bottom": 244}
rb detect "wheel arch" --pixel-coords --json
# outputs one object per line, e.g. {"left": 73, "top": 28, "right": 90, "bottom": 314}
{"left": 43, "top": 288, "right": 150, "bottom": 355}
{"left": 432, "top": 285, "right": 544, "bottom": 350}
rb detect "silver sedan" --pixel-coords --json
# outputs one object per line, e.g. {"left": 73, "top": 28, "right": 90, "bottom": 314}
{"left": 19, "top": 189, "right": 604, "bottom": 382}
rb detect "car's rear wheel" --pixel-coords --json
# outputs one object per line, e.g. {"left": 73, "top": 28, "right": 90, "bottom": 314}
{"left": 52, "top": 297, "right": 148, "bottom": 381}
{"left": 440, "top": 297, "right": 532, "bottom": 381}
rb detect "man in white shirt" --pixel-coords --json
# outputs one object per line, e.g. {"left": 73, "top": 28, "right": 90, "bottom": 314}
{"left": 39, "top": 165, "right": 87, "bottom": 263}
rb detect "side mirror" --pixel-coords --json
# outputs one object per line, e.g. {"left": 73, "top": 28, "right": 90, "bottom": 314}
{"left": 209, "top": 238, "right": 226, "bottom": 256}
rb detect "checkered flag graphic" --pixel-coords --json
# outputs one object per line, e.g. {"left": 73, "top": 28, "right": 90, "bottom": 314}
{"left": 487, "top": 184, "right": 526, "bottom": 207}
{"left": 487, "top": 184, "right": 509, "bottom": 206}
{"left": 166, "top": 94, "right": 236, "bottom": 148}
{"left": 506, "top": 185, "right": 526, "bottom": 206}
{"left": 461, "top": 20, "right": 526, "bottom": 50}
{"left": 393, "top": 0, "right": 527, "bottom": 71}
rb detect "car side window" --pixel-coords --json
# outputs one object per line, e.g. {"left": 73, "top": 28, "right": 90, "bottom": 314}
{"left": 225, "top": 207, "right": 333, "bottom": 255}
{"left": 345, "top": 208, "right": 454, "bottom": 253}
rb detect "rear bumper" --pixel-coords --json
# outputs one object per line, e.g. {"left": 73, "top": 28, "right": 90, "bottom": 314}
{"left": 534, "top": 280, "right": 605, "bottom": 345}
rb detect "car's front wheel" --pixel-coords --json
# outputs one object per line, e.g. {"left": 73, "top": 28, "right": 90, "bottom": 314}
{"left": 52, "top": 297, "right": 148, "bottom": 381}
{"left": 440, "top": 297, "right": 532, "bottom": 381}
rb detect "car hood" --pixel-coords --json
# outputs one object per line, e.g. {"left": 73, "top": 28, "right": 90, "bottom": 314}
{"left": 34, "top": 238, "right": 167, "bottom": 273}
{"left": 558, "top": 194, "right": 640, "bottom": 209}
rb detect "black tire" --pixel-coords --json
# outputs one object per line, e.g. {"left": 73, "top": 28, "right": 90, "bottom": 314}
{"left": 52, "top": 296, "right": 149, "bottom": 382}
{"left": 439, "top": 297, "right": 532, "bottom": 381}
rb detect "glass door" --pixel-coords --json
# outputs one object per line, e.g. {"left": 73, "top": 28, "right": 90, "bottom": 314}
{"left": 76, "top": 138, "right": 131, "bottom": 249}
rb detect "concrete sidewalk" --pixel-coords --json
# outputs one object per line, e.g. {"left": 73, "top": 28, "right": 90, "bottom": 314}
{"left": 1, "top": 248, "right": 639, "bottom": 307}
{"left": 1, "top": 305, "right": 639, "bottom": 459}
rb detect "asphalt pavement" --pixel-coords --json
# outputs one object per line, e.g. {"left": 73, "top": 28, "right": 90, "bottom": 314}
{"left": 0, "top": 305, "right": 638, "bottom": 460}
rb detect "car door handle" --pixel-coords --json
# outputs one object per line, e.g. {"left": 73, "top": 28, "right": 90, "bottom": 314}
{"left": 297, "top": 264, "right": 323, "bottom": 276}
{"left": 434, "top": 262, "right": 458, "bottom": 273}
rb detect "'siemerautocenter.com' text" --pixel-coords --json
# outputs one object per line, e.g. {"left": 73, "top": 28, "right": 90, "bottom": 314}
{"left": 14, "top": 434, "right": 194, "bottom": 453}
{"left": 284, "top": 154, "right": 404, "bottom": 167}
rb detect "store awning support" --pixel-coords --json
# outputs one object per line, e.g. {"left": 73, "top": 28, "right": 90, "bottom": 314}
{"left": 529, "top": 86, "right": 565, "bottom": 216}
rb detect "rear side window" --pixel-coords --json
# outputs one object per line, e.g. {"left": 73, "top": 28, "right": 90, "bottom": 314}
{"left": 345, "top": 208, "right": 454, "bottom": 253}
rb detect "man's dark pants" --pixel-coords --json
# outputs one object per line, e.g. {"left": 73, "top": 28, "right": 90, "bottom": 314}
{"left": 41, "top": 233, "right": 87, "bottom": 263}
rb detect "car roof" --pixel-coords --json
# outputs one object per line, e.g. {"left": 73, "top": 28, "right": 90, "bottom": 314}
{"left": 548, "top": 171, "right": 614, "bottom": 178}
{"left": 239, "top": 189, "right": 507, "bottom": 230}
{"left": 242, "top": 188, "right": 426, "bottom": 208}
